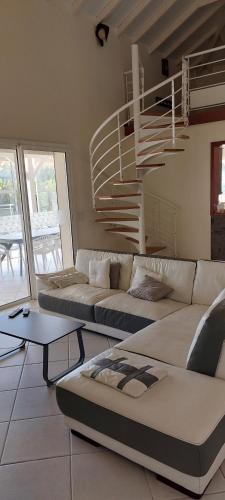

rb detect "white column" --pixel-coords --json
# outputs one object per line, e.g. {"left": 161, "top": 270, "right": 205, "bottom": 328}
{"left": 132, "top": 44, "right": 146, "bottom": 254}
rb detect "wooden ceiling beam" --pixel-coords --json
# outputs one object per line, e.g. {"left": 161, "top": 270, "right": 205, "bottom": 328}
{"left": 162, "top": 0, "right": 224, "bottom": 58}
{"left": 116, "top": 0, "right": 152, "bottom": 35}
{"left": 131, "top": 0, "right": 177, "bottom": 43}
{"left": 147, "top": 0, "right": 204, "bottom": 54}
{"left": 95, "top": 0, "right": 122, "bottom": 23}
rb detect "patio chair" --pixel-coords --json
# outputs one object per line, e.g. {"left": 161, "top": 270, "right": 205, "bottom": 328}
{"left": 33, "top": 235, "right": 58, "bottom": 272}
{"left": 0, "top": 244, "right": 14, "bottom": 275}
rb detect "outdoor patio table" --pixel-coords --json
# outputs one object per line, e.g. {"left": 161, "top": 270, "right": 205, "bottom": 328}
{"left": 0, "top": 227, "right": 60, "bottom": 276}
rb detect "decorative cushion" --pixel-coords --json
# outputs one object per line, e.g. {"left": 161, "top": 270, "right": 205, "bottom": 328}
{"left": 48, "top": 270, "right": 88, "bottom": 288}
{"left": 187, "top": 289, "right": 225, "bottom": 378}
{"left": 89, "top": 259, "right": 110, "bottom": 289}
{"left": 129, "top": 265, "right": 162, "bottom": 292}
{"left": 110, "top": 262, "right": 121, "bottom": 289}
{"left": 128, "top": 275, "right": 174, "bottom": 302}
{"left": 81, "top": 351, "right": 167, "bottom": 398}
{"left": 75, "top": 249, "right": 133, "bottom": 291}
{"left": 36, "top": 266, "right": 75, "bottom": 289}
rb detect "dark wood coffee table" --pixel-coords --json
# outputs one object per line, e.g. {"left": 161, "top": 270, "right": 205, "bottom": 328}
{"left": 0, "top": 311, "right": 85, "bottom": 386}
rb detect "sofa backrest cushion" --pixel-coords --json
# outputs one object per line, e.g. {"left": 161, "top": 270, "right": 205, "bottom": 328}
{"left": 133, "top": 256, "right": 196, "bottom": 304}
{"left": 192, "top": 260, "right": 225, "bottom": 306}
{"left": 187, "top": 289, "right": 225, "bottom": 379}
{"left": 75, "top": 249, "right": 133, "bottom": 291}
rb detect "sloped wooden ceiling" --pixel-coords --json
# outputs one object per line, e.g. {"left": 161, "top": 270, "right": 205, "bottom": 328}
{"left": 71, "top": 0, "right": 225, "bottom": 61}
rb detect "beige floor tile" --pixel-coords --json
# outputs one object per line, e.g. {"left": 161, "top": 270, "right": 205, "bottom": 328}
{"left": 0, "top": 348, "right": 26, "bottom": 367}
{"left": 1, "top": 415, "right": 70, "bottom": 464}
{"left": 0, "top": 391, "right": 16, "bottom": 422}
{"left": 25, "top": 342, "right": 69, "bottom": 364}
{"left": 71, "top": 450, "right": 152, "bottom": 500}
{"left": 146, "top": 469, "right": 225, "bottom": 500}
{"left": 0, "top": 456, "right": 71, "bottom": 500}
{"left": 11, "top": 385, "right": 60, "bottom": 420}
{"left": 0, "top": 366, "right": 22, "bottom": 391}
{"left": 69, "top": 330, "right": 109, "bottom": 359}
{"left": 0, "top": 422, "right": 8, "bottom": 457}
{"left": 0, "top": 334, "right": 24, "bottom": 348}
{"left": 19, "top": 360, "right": 69, "bottom": 388}
{"left": 205, "top": 469, "right": 225, "bottom": 494}
{"left": 71, "top": 430, "right": 105, "bottom": 455}
{"left": 145, "top": 472, "right": 186, "bottom": 500}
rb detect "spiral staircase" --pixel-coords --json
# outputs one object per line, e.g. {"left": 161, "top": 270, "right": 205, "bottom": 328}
{"left": 89, "top": 43, "right": 225, "bottom": 255}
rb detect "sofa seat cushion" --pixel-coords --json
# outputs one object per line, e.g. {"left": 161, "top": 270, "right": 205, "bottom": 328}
{"left": 38, "top": 284, "right": 120, "bottom": 322}
{"left": 94, "top": 292, "right": 187, "bottom": 333}
{"left": 56, "top": 348, "right": 225, "bottom": 478}
{"left": 118, "top": 305, "right": 207, "bottom": 367}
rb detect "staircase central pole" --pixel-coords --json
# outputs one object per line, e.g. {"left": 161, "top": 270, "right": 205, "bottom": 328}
{"left": 132, "top": 44, "right": 146, "bottom": 254}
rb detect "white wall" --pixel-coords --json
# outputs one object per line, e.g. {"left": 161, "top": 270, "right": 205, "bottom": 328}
{"left": 144, "top": 120, "right": 225, "bottom": 260}
{"left": 0, "top": 0, "right": 129, "bottom": 251}
{"left": 0, "top": 0, "right": 165, "bottom": 254}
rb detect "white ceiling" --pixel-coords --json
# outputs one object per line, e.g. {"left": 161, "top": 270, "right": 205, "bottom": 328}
{"left": 72, "top": 0, "right": 225, "bottom": 61}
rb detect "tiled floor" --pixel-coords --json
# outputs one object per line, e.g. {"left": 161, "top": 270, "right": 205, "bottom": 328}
{"left": 1, "top": 302, "right": 225, "bottom": 499}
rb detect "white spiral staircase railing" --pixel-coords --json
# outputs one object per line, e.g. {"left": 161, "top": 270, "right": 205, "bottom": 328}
{"left": 89, "top": 43, "right": 225, "bottom": 255}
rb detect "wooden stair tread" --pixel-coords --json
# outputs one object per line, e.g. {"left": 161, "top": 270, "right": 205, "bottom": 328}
{"left": 136, "top": 163, "right": 165, "bottom": 168}
{"left": 96, "top": 193, "right": 141, "bottom": 199}
{"left": 138, "top": 147, "right": 184, "bottom": 156}
{"left": 142, "top": 122, "right": 184, "bottom": 130}
{"left": 138, "top": 150, "right": 163, "bottom": 157}
{"left": 95, "top": 205, "right": 140, "bottom": 212}
{"left": 164, "top": 148, "right": 185, "bottom": 152}
{"left": 106, "top": 227, "right": 138, "bottom": 233}
{"left": 146, "top": 246, "right": 166, "bottom": 254}
{"left": 126, "top": 236, "right": 148, "bottom": 244}
{"left": 95, "top": 216, "right": 138, "bottom": 222}
{"left": 112, "top": 179, "right": 142, "bottom": 185}
{"left": 139, "top": 134, "right": 189, "bottom": 143}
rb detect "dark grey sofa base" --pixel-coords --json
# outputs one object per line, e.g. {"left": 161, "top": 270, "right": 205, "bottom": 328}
{"left": 38, "top": 292, "right": 154, "bottom": 334}
{"left": 56, "top": 386, "right": 225, "bottom": 478}
{"left": 38, "top": 292, "right": 95, "bottom": 322}
{"left": 94, "top": 305, "right": 154, "bottom": 333}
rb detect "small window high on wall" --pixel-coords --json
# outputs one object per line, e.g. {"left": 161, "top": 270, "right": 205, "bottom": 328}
{"left": 211, "top": 141, "right": 225, "bottom": 215}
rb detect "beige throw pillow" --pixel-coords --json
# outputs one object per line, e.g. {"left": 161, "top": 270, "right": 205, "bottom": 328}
{"left": 48, "top": 271, "right": 88, "bottom": 288}
{"left": 36, "top": 266, "right": 76, "bottom": 289}
{"left": 89, "top": 259, "right": 110, "bottom": 289}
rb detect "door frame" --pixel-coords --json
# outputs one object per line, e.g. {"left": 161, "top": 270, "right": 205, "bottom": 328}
{"left": 0, "top": 139, "right": 77, "bottom": 308}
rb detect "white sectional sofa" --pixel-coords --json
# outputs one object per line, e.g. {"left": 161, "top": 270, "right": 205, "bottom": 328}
{"left": 37, "top": 250, "right": 225, "bottom": 499}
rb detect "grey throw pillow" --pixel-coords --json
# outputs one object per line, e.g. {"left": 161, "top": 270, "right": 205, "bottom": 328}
{"left": 128, "top": 275, "right": 173, "bottom": 302}
{"left": 110, "top": 262, "right": 121, "bottom": 289}
{"left": 186, "top": 289, "right": 225, "bottom": 379}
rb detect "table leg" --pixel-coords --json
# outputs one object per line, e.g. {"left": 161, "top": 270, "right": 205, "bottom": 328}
{"left": 42, "top": 328, "right": 85, "bottom": 387}
{"left": 0, "top": 339, "right": 26, "bottom": 359}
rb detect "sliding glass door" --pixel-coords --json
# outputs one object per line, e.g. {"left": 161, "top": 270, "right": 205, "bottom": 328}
{"left": 0, "top": 145, "right": 74, "bottom": 308}
{"left": 0, "top": 149, "right": 30, "bottom": 306}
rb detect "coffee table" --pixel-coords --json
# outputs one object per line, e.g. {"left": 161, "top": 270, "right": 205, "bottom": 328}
{"left": 0, "top": 311, "right": 85, "bottom": 386}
